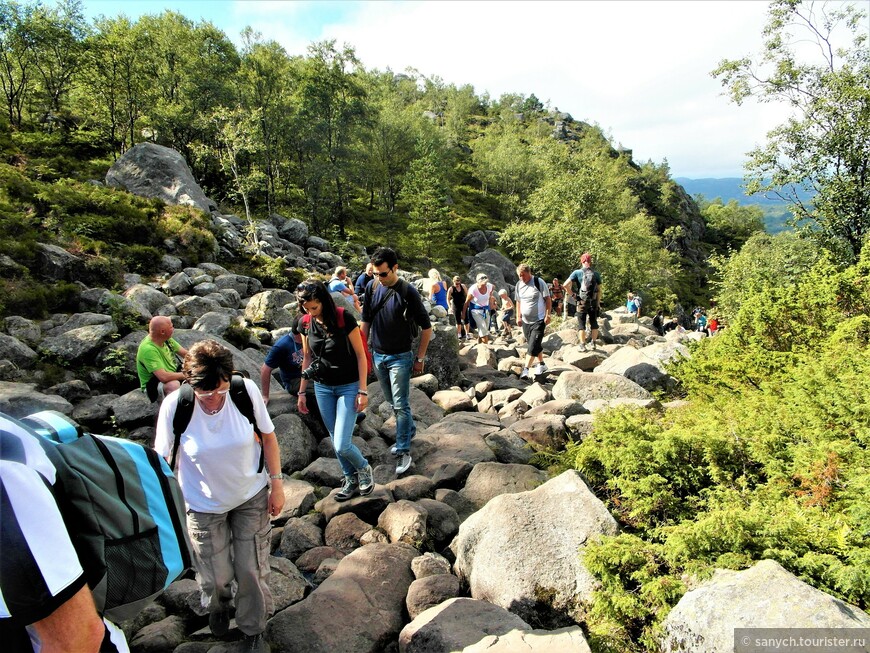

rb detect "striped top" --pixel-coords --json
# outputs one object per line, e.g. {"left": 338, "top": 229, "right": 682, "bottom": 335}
{"left": 0, "top": 413, "right": 128, "bottom": 652}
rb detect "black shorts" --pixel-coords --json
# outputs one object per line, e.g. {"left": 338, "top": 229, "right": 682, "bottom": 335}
{"left": 578, "top": 302, "right": 599, "bottom": 330}
{"left": 453, "top": 307, "right": 469, "bottom": 325}
{"left": 522, "top": 320, "right": 546, "bottom": 357}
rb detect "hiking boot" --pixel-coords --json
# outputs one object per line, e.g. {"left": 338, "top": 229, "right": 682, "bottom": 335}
{"left": 520, "top": 367, "right": 529, "bottom": 379}
{"left": 396, "top": 453, "right": 413, "bottom": 475}
{"left": 534, "top": 362, "right": 548, "bottom": 376}
{"left": 335, "top": 475, "right": 359, "bottom": 502}
{"left": 208, "top": 605, "right": 231, "bottom": 637}
{"left": 242, "top": 633, "right": 268, "bottom": 653}
{"left": 357, "top": 464, "right": 374, "bottom": 495}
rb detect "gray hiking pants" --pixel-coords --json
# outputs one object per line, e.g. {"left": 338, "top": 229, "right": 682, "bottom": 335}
{"left": 187, "top": 486, "right": 273, "bottom": 635}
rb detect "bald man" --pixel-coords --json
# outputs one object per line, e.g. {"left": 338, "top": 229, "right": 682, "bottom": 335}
{"left": 136, "top": 316, "right": 188, "bottom": 401}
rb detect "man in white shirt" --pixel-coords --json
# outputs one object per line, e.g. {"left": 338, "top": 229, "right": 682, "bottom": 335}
{"left": 514, "top": 263, "right": 551, "bottom": 379}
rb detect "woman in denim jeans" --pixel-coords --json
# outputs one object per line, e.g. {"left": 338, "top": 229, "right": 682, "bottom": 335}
{"left": 295, "top": 280, "right": 374, "bottom": 502}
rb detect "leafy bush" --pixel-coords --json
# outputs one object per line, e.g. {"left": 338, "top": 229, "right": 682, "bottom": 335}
{"left": 557, "top": 243, "right": 870, "bottom": 652}
{"left": 0, "top": 278, "right": 80, "bottom": 319}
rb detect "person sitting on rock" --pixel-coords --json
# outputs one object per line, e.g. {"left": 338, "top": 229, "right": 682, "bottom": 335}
{"left": 327, "top": 266, "right": 361, "bottom": 311}
{"left": 260, "top": 316, "right": 305, "bottom": 405}
{"left": 137, "top": 316, "right": 188, "bottom": 402}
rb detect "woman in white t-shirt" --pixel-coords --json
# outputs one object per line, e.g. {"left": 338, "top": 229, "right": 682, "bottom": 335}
{"left": 154, "top": 340, "right": 284, "bottom": 652}
{"left": 463, "top": 273, "right": 497, "bottom": 344}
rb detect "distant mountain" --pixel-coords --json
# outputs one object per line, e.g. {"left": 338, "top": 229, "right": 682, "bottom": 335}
{"left": 675, "top": 177, "right": 815, "bottom": 234}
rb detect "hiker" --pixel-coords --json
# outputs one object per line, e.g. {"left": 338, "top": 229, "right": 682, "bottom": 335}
{"left": 447, "top": 275, "right": 470, "bottom": 340}
{"left": 0, "top": 413, "right": 130, "bottom": 653}
{"left": 549, "top": 277, "right": 565, "bottom": 316}
{"left": 427, "top": 269, "right": 449, "bottom": 311}
{"left": 626, "top": 292, "right": 642, "bottom": 331}
{"left": 295, "top": 280, "right": 374, "bottom": 502}
{"left": 260, "top": 315, "right": 304, "bottom": 404}
{"left": 328, "top": 266, "right": 361, "bottom": 311}
{"left": 565, "top": 252, "right": 602, "bottom": 352}
{"left": 361, "top": 247, "right": 432, "bottom": 476}
{"left": 137, "top": 315, "right": 188, "bottom": 402}
{"left": 354, "top": 263, "right": 375, "bottom": 302}
{"left": 515, "top": 263, "right": 551, "bottom": 379}
{"left": 463, "top": 273, "right": 497, "bottom": 344}
{"left": 497, "top": 288, "right": 515, "bottom": 339}
{"left": 653, "top": 310, "right": 666, "bottom": 336}
{"left": 154, "top": 340, "right": 283, "bottom": 653}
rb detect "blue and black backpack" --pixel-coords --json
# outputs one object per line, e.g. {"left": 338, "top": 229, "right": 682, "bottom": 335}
{"left": 15, "top": 410, "right": 192, "bottom": 623}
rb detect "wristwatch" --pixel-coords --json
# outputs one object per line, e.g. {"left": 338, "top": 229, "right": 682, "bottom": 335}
{"left": 415, "top": 357, "right": 425, "bottom": 363}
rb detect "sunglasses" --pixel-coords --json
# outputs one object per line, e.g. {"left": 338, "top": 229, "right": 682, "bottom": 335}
{"left": 297, "top": 281, "right": 318, "bottom": 292}
{"left": 194, "top": 388, "right": 229, "bottom": 399}
{"left": 375, "top": 270, "right": 392, "bottom": 278}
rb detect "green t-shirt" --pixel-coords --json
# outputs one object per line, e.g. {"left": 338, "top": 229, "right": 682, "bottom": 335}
{"left": 136, "top": 336, "right": 182, "bottom": 390}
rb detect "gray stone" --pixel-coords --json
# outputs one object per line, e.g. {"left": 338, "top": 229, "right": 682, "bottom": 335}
{"left": 3, "top": 316, "right": 41, "bottom": 346}
{"left": 411, "top": 552, "right": 452, "bottom": 579}
{"left": 0, "top": 333, "right": 37, "bottom": 368}
{"left": 273, "top": 478, "right": 317, "bottom": 525}
{"left": 459, "top": 462, "right": 548, "bottom": 511}
{"left": 173, "top": 295, "right": 224, "bottom": 320}
{"left": 507, "top": 413, "right": 569, "bottom": 451}
{"left": 464, "top": 626, "right": 592, "bottom": 653}
{"left": 34, "top": 242, "right": 84, "bottom": 282}
{"left": 124, "top": 284, "right": 170, "bottom": 316}
{"left": 0, "top": 381, "right": 73, "bottom": 417}
{"left": 399, "top": 597, "right": 531, "bottom": 653}
{"left": 128, "top": 614, "right": 186, "bottom": 653}
{"left": 485, "top": 429, "right": 534, "bottom": 465}
{"left": 106, "top": 142, "right": 217, "bottom": 214}
{"left": 269, "top": 555, "right": 309, "bottom": 612}
{"left": 324, "top": 512, "right": 373, "bottom": 553}
{"left": 40, "top": 323, "right": 117, "bottom": 366}
{"left": 378, "top": 499, "right": 428, "bottom": 547}
{"left": 406, "top": 574, "right": 462, "bottom": 620}
{"left": 214, "top": 273, "right": 263, "bottom": 298}
{"left": 278, "top": 517, "right": 324, "bottom": 561}
{"left": 265, "top": 543, "right": 417, "bottom": 653}
{"left": 452, "top": 471, "right": 618, "bottom": 627}
{"left": 473, "top": 248, "right": 518, "bottom": 285}
{"left": 111, "top": 389, "right": 158, "bottom": 427}
{"left": 552, "top": 371, "right": 652, "bottom": 403}
{"left": 245, "top": 289, "right": 295, "bottom": 329}
{"left": 660, "top": 559, "right": 870, "bottom": 653}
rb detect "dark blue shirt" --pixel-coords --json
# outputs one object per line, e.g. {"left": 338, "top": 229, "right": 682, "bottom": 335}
{"left": 264, "top": 334, "right": 303, "bottom": 389}
{"left": 363, "top": 280, "right": 431, "bottom": 355}
{"left": 355, "top": 272, "right": 374, "bottom": 296}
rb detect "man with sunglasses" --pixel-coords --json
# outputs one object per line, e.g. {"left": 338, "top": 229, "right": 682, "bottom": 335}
{"left": 361, "top": 247, "right": 432, "bottom": 476}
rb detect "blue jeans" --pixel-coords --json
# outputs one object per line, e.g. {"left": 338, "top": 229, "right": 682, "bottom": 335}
{"left": 314, "top": 381, "right": 368, "bottom": 477}
{"left": 373, "top": 350, "right": 415, "bottom": 453}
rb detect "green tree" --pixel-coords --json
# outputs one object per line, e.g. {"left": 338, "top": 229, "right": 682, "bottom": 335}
{"left": 292, "top": 40, "right": 367, "bottom": 237}
{"left": 79, "top": 16, "right": 146, "bottom": 155}
{"left": 399, "top": 139, "right": 451, "bottom": 261}
{"left": 699, "top": 196, "right": 766, "bottom": 253}
{"left": 713, "top": 0, "right": 870, "bottom": 262}
{"left": 0, "top": 0, "right": 35, "bottom": 128}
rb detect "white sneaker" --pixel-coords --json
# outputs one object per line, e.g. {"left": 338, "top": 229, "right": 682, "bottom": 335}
{"left": 590, "top": 340, "right": 597, "bottom": 350}
{"left": 579, "top": 343, "right": 587, "bottom": 352}
{"left": 396, "top": 453, "right": 412, "bottom": 475}
{"left": 390, "top": 444, "right": 399, "bottom": 456}
{"left": 534, "top": 363, "right": 548, "bottom": 376}
{"left": 520, "top": 367, "right": 529, "bottom": 379}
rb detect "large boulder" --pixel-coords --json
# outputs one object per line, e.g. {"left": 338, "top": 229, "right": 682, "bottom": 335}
{"left": 0, "top": 333, "right": 38, "bottom": 368}
{"left": 458, "top": 462, "right": 548, "bottom": 511}
{"left": 40, "top": 322, "right": 118, "bottom": 366}
{"left": 594, "top": 341, "right": 688, "bottom": 390}
{"left": 35, "top": 242, "right": 84, "bottom": 282}
{"left": 399, "top": 597, "right": 532, "bottom": 653}
{"left": 245, "top": 289, "right": 295, "bottom": 329}
{"left": 552, "top": 371, "right": 651, "bottom": 403}
{"left": 464, "top": 626, "right": 592, "bottom": 653}
{"left": 124, "top": 284, "right": 171, "bottom": 316}
{"left": 0, "top": 381, "right": 73, "bottom": 417}
{"left": 452, "top": 470, "right": 618, "bottom": 627}
{"left": 105, "top": 142, "right": 217, "bottom": 214}
{"left": 660, "top": 559, "right": 870, "bottom": 653}
{"left": 424, "top": 327, "right": 462, "bottom": 390}
{"left": 266, "top": 543, "right": 418, "bottom": 653}
{"left": 473, "top": 248, "right": 518, "bottom": 285}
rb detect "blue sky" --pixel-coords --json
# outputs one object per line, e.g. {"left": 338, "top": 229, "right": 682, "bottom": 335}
{"left": 78, "top": 1, "right": 850, "bottom": 178}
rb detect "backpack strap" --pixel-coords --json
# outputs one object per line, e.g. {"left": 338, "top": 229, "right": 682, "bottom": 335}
{"left": 532, "top": 275, "right": 545, "bottom": 293}
{"left": 170, "top": 373, "right": 264, "bottom": 473}
{"left": 170, "top": 384, "right": 195, "bottom": 471}
{"left": 229, "top": 373, "right": 265, "bottom": 473}
{"left": 336, "top": 306, "right": 346, "bottom": 328}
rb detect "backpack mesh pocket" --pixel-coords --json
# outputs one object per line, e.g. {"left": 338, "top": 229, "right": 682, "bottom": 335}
{"left": 104, "top": 527, "right": 166, "bottom": 608}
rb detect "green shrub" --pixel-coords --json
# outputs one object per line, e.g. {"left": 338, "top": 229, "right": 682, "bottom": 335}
{"left": 120, "top": 245, "right": 163, "bottom": 275}
{"left": 0, "top": 278, "right": 80, "bottom": 319}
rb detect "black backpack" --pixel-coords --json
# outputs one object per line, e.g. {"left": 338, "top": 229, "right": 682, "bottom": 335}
{"left": 365, "top": 278, "right": 421, "bottom": 339}
{"left": 578, "top": 268, "right": 599, "bottom": 301}
{"left": 170, "top": 372, "right": 264, "bottom": 472}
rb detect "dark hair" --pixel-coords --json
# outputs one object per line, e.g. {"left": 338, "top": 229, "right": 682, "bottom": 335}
{"left": 183, "top": 340, "right": 234, "bottom": 390}
{"left": 295, "top": 279, "right": 339, "bottom": 333}
{"left": 371, "top": 247, "right": 398, "bottom": 269}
